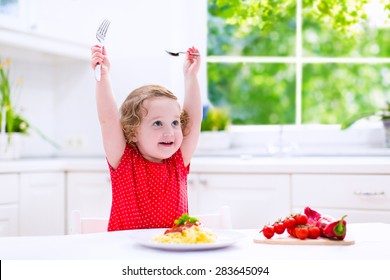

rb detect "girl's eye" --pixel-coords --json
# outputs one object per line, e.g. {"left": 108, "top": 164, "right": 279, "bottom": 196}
{"left": 153, "top": 121, "right": 163, "bottom": 126}
{"left": 172, "top": 120, "right": 180, "bottom": 127}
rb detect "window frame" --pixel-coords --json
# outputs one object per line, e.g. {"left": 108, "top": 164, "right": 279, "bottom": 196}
{"left": 204, "top": 0, "right": 388, "bottom": 152}
{"left": 206, "top": 0, "right": 390, "bottom": 125}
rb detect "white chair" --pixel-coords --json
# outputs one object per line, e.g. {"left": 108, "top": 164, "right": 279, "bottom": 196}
{"left": 70, "top": 210, "right": 109, "bottom": 234}
{"left": 194, "top": 205, "right": 232, "bottom": 229}
{"left": 70, "top": 206, "right": 232, "bottom": 234}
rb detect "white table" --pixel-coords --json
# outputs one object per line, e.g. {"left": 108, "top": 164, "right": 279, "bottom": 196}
{"left": 1, "top": 223, "right": 389, "bottom": 260}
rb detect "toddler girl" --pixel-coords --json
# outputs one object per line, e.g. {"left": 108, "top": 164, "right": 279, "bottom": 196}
{"left": 91, "top": 46, "right": 202, "bottom": 230}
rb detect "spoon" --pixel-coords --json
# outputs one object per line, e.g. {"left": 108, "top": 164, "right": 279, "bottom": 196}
{"left": 165, "top": 50, "right": 200, "bottom": 56}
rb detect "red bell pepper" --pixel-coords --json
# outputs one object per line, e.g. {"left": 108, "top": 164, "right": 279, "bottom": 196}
{"left": 304, "top": 207, "right": 347, "bottom": 240}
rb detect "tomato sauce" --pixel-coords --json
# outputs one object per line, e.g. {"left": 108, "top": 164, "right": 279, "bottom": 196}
{"left": 164, "top": 222, "right": 200, "bottom": 234}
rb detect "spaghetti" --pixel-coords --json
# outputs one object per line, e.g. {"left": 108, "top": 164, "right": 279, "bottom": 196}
{"left": 152, "top": 213, "right": 217, "bottom": 244}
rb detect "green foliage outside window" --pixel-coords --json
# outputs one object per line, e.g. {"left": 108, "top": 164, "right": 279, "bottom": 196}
{"left": 302, "top": 63, "right": 390, "bottom": 124}
{"left": 208, "top": 63, "right": 296, "bottom": 124}
{"left": 208, "top": 0, "right": 296, "bottom": 56}
{"left": 208, "top": 0, "right": 390, "bottom": 125}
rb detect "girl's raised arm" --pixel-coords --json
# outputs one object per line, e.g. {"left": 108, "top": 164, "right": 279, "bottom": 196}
{"left": 91, "top": 45, "right": 126, "bottom": 169}
{"left": 180, "top": 47, "right": 202, "bottom": 166}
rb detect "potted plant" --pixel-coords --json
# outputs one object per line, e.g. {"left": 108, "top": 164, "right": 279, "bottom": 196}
{"left": 0, "top": 58, "right": 30, "bottom": 158}
{"left": 0, "top": 58, "right": 58, "bottom": 159}
{"left": 197, "top": 105, "right": 231, "bottom": 150}
{"left": 341, "top": 100, "right": 390, "bottom": 147}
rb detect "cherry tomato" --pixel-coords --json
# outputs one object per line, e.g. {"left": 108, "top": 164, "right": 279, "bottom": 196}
{"left": 283, "top": 217, "right": 296, "bottom": 230}
{"left": 308, "top": 226, "right": 321, "bottom": 239}
{"left": 294, "top": 227, "right": 309, "bottom": 240}
{"left": 287, "top": 227, "right": 296, "bottom": 238}
{"left": 273, "top": 222, "right": 285, "bottom": 235}
{"left": 261, "top": 225, "right": 275, "bottom": 239}
{"left": 294, "top": 214, "right": 308, "bottom": 225}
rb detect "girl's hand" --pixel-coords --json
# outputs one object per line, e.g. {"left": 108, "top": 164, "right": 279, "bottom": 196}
{"left": 183, "top": 46, "right": 200, "bottom": 78}
{"left": 91, "top": 45, "right": 111, "bottom": 76}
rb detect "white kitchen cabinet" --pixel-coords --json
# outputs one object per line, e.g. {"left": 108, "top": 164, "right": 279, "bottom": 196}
{"left": 0, "top": 0, "right": 91, "bottom": 60}
{"left": 292, "top": 174, "right": 390, "bottom": 223}
{"left": 0, "top": 205, "right": 18, "bottom": 236}
{"left": 19, "top": 172, "right": 65, "bottom": 236}
{"left": 29, "top": 0, "right": 94, "bottom": 46}
{"left": 189, "top": 173, "right": 290, "bottom": 229}
{"left": 66, "top": 172, "right": 112, "bottom": 234}
{"left": 0, "top": 174, "right": 19, "bottom": 236}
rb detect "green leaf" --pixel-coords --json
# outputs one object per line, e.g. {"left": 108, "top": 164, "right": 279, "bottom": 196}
{"left": 341, "top": 110, "right": 379, "bottom": 130}
{"left": 174, "top": 213, "right": 198, "bottom": 225}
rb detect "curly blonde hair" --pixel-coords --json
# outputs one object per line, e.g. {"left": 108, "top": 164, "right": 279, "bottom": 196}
{"left": 120, "top": 85, "right": 190, "bottom": 145}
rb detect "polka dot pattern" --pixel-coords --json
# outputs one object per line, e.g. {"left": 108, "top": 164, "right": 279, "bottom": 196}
{"left": 107, "top": 145, "right": 189, "bottom": 231}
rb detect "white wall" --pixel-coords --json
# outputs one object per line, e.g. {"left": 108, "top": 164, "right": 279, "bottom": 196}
{"left": 0, "top": 0, "right": 207, "bottom": 158}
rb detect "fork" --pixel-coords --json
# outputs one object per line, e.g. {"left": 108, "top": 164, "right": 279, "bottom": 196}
{"left": 95, "top": 19, "right": 110, "bottom": 81}
{"left": 165, "top": 50, "right": 200, "bottom": 57}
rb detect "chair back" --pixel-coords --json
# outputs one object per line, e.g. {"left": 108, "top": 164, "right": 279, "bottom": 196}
{"left": 71, "top": 205, "right": 232, "bottom": 234}
{"left": 194, "top": 205, "right": 232, "bottom": 229}
{"left": 71, "top": 210, "right": 108, "bottom": 234}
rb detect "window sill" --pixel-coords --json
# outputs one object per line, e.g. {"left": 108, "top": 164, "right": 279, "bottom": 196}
{"left": 194, "top": 145, "right": 390, "bottom": 158}
{"left": 195, "top": 123, "right": 388, "bottom": 157}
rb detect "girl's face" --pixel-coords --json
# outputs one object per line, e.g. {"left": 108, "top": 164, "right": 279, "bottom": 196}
{"left": 133, "top": 97, "right": 183, "bottom": 163}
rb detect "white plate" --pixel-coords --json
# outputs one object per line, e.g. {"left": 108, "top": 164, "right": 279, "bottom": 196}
{"left": 129, "top": 229, "right": 245, "bottom": 251}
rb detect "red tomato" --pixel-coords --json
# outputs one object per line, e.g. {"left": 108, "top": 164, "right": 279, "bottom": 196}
{"left": 294, "top": 214, "right": 308, "bottom": 225}
{"left": 273, "top": 222, "right": 285, "bottom": 235}
{"left": 287, "top": 227, "right": 296, "bottom": 238}
{"left": 308, "top": 226, "right": 321, "bottom": 239}
{"left": 294, "top": 227, "right": 309, "bottom": 240}
{"left": 283, "top": 217, "right": 296, "bottom": 230}
{"left": 261, "top": 225, "right": 274, "bottom": 239}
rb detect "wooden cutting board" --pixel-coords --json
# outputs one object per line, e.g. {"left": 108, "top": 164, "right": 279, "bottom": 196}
{"left": 253, "top": 233, "right": 355, "bottom": 246}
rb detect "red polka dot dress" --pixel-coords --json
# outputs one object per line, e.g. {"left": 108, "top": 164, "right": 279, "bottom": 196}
{"left": 107, "top": 144, "right": 189, "bottom": 231}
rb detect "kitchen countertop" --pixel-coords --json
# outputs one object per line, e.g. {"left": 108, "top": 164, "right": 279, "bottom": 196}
{"left": 0, "top": 156, "right": 390, "bottom": 174}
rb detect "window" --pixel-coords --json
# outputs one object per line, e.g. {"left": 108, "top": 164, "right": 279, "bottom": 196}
{"left": 207, "top": 0, "right": 390, "bottom": 126}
